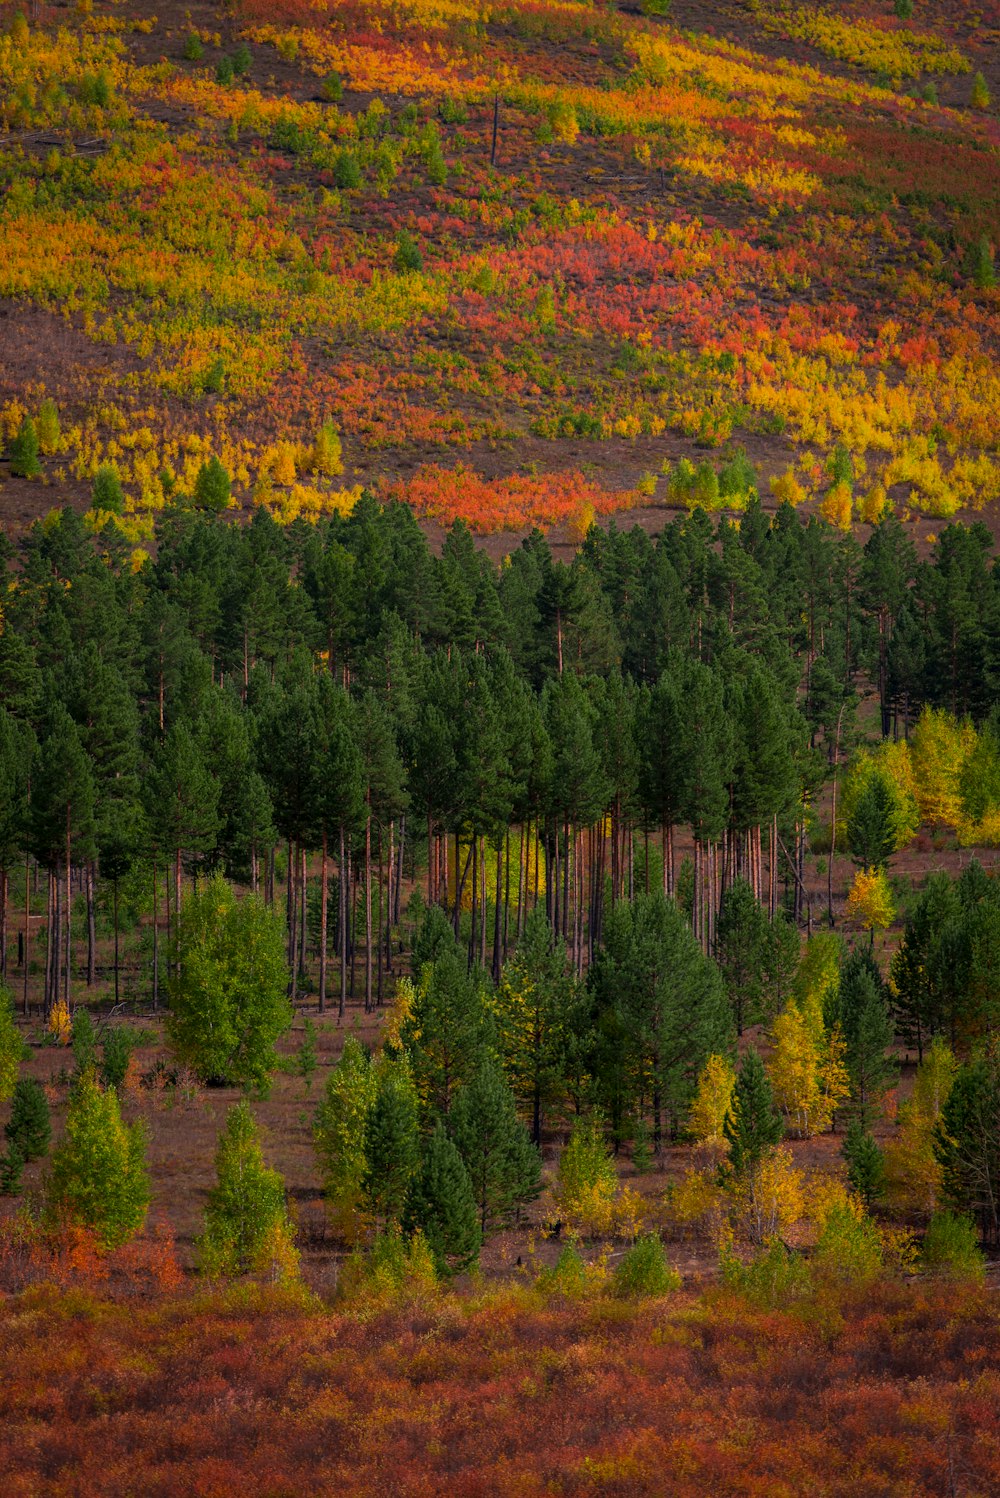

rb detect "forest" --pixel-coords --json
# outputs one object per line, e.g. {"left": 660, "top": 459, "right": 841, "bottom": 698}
{"left": 2, "top": 0, "right": 1000, "bottom": 1487}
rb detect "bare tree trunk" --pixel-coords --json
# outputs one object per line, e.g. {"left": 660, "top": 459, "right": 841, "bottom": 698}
{"left": 319, "top": 830, "right": 328, "bottom": 1013}
{"left": 65, "top": 804, "right": 72, "bottom": 1011}
{"left": 364, "top": 814, "right": 373, "bottom": 1012}
{"left": 290, "top": 840, "right": 299, "bottom": 1004}
{"left": 386, "top": 819, "right": 394, "bottom": 976}
{"left": 339, "top": 825, "right": 348, "bottom": 1021}
{"left": 86, "top": 861, "right": 96, "bottom": 986}
{"left": 23, "top": 851, "right": 31, "bottom": 1017}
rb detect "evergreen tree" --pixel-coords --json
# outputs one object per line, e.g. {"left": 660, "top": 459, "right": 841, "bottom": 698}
{"left": 847, "top": 774, "right": 896, "bottom": 871}
{"left": 9, "top": 417, "right": 41, "bottom": 479}
{"left": 5, "top": 1076, "right": 50, "bottom": 1161}
{"left": 450, "top": 1056, "right": 540, "bottom": 1234}
{"left": 714, "top": 878, "right": 797, "bottom": 1035}
{"left": 0, "top": 1140, "right": 23, "bottom": 1196}
{"left": 493, "top": 907, "right": 576, "bottom": 1144}
{"left": 842, "top": 1119, "right": 886, "bottom": 1208}
{"left": 362, "top": 1059, "right": 421, "bottom": 1226}
{"left": 723, "top": 1047, "right": 783, "bottom": 1179}
{"left": 402, "top": 947, "right": 492, "bottom": 1121}
{"left": 934, "top": 1052, "right": 1000, "bottom": 1245}
{"left": 404, "top": 1121, "right": 481, "bottom": 1277}
{"left": 46, "top": 1071, "right": 149, "bottom": 1249}
{"left": 829, "top": 948, "right": 896, "bottom": 1124}
{"left": 588, "top": 891, "right": 732, "bottom": 1143}
{"left": 199, "top": 1101, "right": 298, "bottom": 1278}
{"left": 193, "top": 455, "right": 231, "bottom": 513}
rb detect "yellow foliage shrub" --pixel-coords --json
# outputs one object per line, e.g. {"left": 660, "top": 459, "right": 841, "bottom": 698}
{"left": 48, "top": 999, "right": 71, "bottom": 1046}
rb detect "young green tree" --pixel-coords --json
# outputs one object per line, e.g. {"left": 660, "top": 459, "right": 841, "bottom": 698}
{"left": 46, "top": 1071, "right": 149, "bottom": 1249}
{"left": 714, "top": 878, "right": 797, "bottom": 1035}
{"left": 934, "top": 1051, "right": 1000, "bottom": 1245}
{"left": 9, "top": 417, "right": 41, "bottom": 479}
{"left": 723, "top": 1048, "right": 784, "bottom": 1180}
{"left": 450, "top": 1056, "right": 540, "bottom": 1235}
{"left": 193, "top": 455, "right": 231, "bottom": 513}
{"left": 554, "top": 1114, "right": 619, "bottom": 1238}
{"left": 493, "top": 908, "right": 576, "bottom": 1143}
{"left": 401, "top": 947, "right": 492, "bottom": 1122}
{"left": 847, "top": 775, "right": 896, "bottom": 871}
{"left": 403, "top": 1121, "right": 481, "bottom": 1277}
{"left": 842, "top": 1119, "right": 885, "bottom": 1208}
{"left": 167, "top": 875, "right": 291, "bottom": 1089}
{"left": 198, "top": 1101, "right": 298, "bottom": 1279}
{"left": 828, "top": 947, "right": 896, "bottom": 1125}
{"left": 361, "top": 1057, "right": 421, "bottom": 1227}
{"left": 5, "top": 1076, "right": 50, "bottom": 1161}
{"left": 313, "top": 1034, "right": 377, "bottom": 1238}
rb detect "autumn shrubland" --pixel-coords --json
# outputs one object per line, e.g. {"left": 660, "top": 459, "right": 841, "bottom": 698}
{"left": 0, "top": 0, "right": 997, "bottom": 540}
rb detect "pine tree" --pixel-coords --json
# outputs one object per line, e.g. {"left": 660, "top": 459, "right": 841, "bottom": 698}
{"left": 934, "top": 1052, "right": 1000, "bottom": 1245}
{"left": 842, "top": 1119, "right": 885, "bottom": 1207}
{"left": 723, "top": 1048, "right": 783, "bottom": 1179}
{"left": 831, "top": 948, "right": 896, "bottom": 1124}
{"left": 362, "top": 1058, "right": 421, "bottom": 1226}
{"left": 193, "top": 455, "right": 231, "bottom": 513}
{"left": 0, "top": 1140, "right": 23, "bottom": 1196}
{"left": 91, "top": 464, "right": 125, "bottom": 514}
{"left": 5, "top": 1076, "right": 51, "bottom": 1160}
{"left": 9, "top": 417, "right": 41, "bottom": 479}
{"left": 450, "top": 1056, "right": 540, "bottom": 1235}
{"left": 714, "top": 878, "right": 796, "bottom": 1035}
{"left": 198, "top": 1102, "right": 298, "bottom": 1279}
{"left": 847, "top": 775, "right": 896, "bottom": 871}
{"left": 46, "top": 1072, "right": 149, "bottom": 1249}
{"left": 402, "top": 947, "right": 492, "bottom": 1121}
{"left": 404, "top": 1122, "right": 480, "bottom": 1277}
{"left": 71, "top": 1007, "right": 97, "bottom": 1076}
{"left": 493, "top": 907, "right": 575, "bottom": 1143}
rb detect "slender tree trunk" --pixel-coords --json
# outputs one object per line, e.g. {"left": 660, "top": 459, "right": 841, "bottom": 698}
{"left": 339, "top": 825, "right": 348, "bottom": 1021}
{"left": 152, "top": 860, "right": 159, "bottom": 1011}
{"left": 428, "top": 814, "right": 435, "bottom": 906}
{"left": 286, "top": 835, "right": 294, "bottom": 966}
{"left": 23, "top": 850, "right": 30, "bottom": 1017}
{"left": 502, "top": 827, "right": 511, "bottom": 967}
{"left": 386, "top": 819, "right": 394, "bottom": 976}
{"left": 0, "top": 868, "right": 6, "bottom": 982}
{"left": 480, "top": 836, "right": 488, "bottom": 971}
{"left": 113, "top": 876, "right": 120, "bottom": 1007}
{"left": 493, "top": 839, "right": 503, "bottom": 983}
{"left": 296, "top": 850, "right": 305, "bottom": 988}
{"left": 86, "top": 861, "right": 96, "bottom": 986}
{"left": 319, "top": 829, "right": 328, "bottom": 1014}
{"left": 470, "top": 833, "right": 478, "bottom": 970}
{"left": 377, "top": 829, "right": 384, "bottom": 1009}
{"left": 43, "top": 871, "right": 51, "bottom": 1011}
{"left": 290, "top": 840, "right": 299, "bottom": 1004}
{"left": 65, "top": 805, "right": 72, "bottom": 1010}
{"left": 395, "top": 816, "right": 404, "bottom": 927}
{"left": 364, "top": 813, "right": 373, "bottom": 1012}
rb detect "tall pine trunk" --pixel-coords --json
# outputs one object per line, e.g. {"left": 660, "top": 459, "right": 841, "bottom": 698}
{"left": 319, "top": 829, "right": 329, "bottom": 1013}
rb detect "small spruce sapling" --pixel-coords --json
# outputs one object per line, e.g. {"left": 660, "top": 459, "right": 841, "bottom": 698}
{"left": 5, "top": 1077, "right": 51, "bottom": 1161}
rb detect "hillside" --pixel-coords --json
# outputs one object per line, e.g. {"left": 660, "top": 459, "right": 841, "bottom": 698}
{"left": 1, "top": 0, "right": 999, "bottom": 542}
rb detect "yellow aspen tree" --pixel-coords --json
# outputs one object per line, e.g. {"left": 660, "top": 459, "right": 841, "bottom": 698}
{"left": 846, "top": 867, "right": 895, "bottom": 937}
{"left": 688, "top": 1054, "right": 736, "bottom": 1144}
